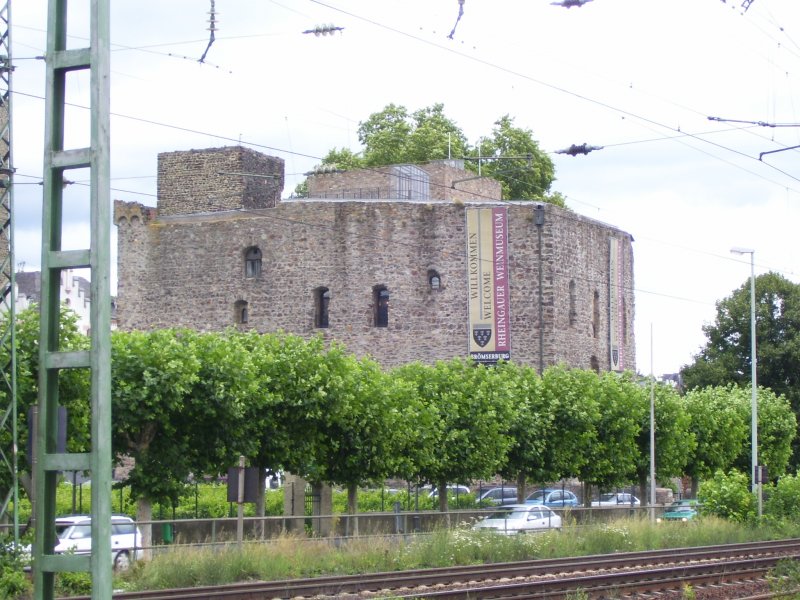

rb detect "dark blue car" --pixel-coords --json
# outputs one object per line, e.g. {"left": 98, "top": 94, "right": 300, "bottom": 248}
{"left": 525, "top": 488, "right": 580, "bottom": 507}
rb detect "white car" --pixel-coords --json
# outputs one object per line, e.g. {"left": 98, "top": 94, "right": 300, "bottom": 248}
{"left": 52, "top": 514, "right": 143, "bottom": 570}
{"left": 591, "top": 493, "right": 640, "bottom": 507}
{"left": 427, "top": 485, "right": 471, "bottom": 498}
{"left": 472, "top": 504, "right": 562, "bottom": 535}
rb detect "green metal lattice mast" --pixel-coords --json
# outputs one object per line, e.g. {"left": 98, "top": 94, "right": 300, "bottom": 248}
{"left": 34, "top": 1, "right": 111, "bottom": 598}
{"left": 0, "top": 0, "right": 18, "bottom": 546}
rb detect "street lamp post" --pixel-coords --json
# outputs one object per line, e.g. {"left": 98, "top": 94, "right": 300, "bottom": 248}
{"left": 730, "top": 247, "right": 760, "bottom": 517}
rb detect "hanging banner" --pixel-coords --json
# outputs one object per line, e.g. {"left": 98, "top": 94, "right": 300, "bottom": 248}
{"left": 609, "top": 237, "right": 624, "bottom": 371}
{"left": 466, "top": 207, "right": 511, "bottom": 363}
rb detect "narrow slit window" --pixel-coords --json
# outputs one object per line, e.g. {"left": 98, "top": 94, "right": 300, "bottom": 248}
{"left": 592, "top": 290, "right": 600, "bottom": 338}
{"left": 569, "top": 280, "right": 577, "bottom": 326}
{"left": 374, "top": 286, "right": 389, "bottom": 327}
{"left": 315, "top": 287, "right": 331, "bottom": 328}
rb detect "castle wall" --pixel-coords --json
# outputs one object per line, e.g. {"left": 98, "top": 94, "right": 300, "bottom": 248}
{"left": 115, "top": 147, "right": 635, "bottom": 372}
{"left": 157, "top": 146, "right": 284, "bottom": 216}
{"left": 307, "top": 160, "right": 502, "bottom": 204}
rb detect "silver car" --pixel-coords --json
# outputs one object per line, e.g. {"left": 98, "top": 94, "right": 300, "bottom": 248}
{"left": 52, "top": 514, "right": 143, "bottom": 570}
{"left": 472, "top": 504, "right": 562, "bottom": 535}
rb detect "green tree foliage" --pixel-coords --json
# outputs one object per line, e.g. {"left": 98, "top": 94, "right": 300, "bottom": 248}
{"left": 683, "top": 387, "right": 749, "bottom": 494}
{"left": 241, "top": 333, "right": 349, "bottom": 482}
{"left": 0, "top": 304, "right": 90, "bottom": 499}
{"left": 304, "top": 103, "right": 561, "bottom": 204}
{"left": 392, "top": 359, "right": 516, "bottom": 511}
{"left": 538, "top": 365, "right": 599, "bottom": 487}
{"left": 357, "top": 103, "right": 468, "bottom": 167}
{"left": 497, "top": 363, "right": 552, "bottom": 498}
{"left": 0, "top": 537, "right": 32, "bottom": 597}
{"left": 307, "top": 351, "right": 404, "bottom": 515}
{"left": 579, "top": 372, "right": 645, "bottom": 495}
{"left": 633, "top": 382, "right": 695, "bottom": 503}
{"left": 471, "top": 115, "right": 557, "bottom": 202}
{"left": 731, "top": 386, "right": 796, "bottom": 480}
{"left": 698, "top": 469, "right": 756, "bottom": 522}
{"left": 681, "top": 272, "right": 800, "bottom": 464}
{"left": 320, "top": 147, "right": 366, "bottom": 171}
{"left": 180, "top": 331, "right": 260, "bottom": 477}
{"left": 111, "top": 329, "right": 204, "bottom": 506}
{"left": 763, "top": 474, "right": 800, "bottom": 522}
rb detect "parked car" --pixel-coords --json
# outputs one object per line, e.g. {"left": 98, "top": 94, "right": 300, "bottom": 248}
{"left": 427, "top": 484, "right": 471, "bottom": 498}
{"left": 473, "top": 504, "right": 562, "bottom": 535}
{"left": 525, "top": 488, "right": 580, "bottom": 507}
{"left": 591, "top": 492, "right": 640, "bottom": 507}
{"left": 658, "top": 499, "right": 698, "bottom": 522}
{"left": 51, "top": 514, "right": 143, "bottom": 570}
{"left": 478, "top": 486, "right": 519, "bottom": 506}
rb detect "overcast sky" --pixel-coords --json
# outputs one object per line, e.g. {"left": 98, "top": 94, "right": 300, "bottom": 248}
{"left": 11, "top": 0, "right": 800, "bottom": 376}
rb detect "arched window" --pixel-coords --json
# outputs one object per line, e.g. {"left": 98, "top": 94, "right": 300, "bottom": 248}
{"left": 373, "top": 286, "right": 389, "bottom": 327}
{"left": 590, "top": 355, "right": 600, "bottom": 373}
{"left": 428, "top": 269, "right": 441, "bottom": 291}
{"left": 244, "top": 247, "right": 262, "bottom": 278}
{"left": 315, "top": 287, "right": 331, "bottom": 328}
{"left": 234, "top": 300, "right": 249, "bottom": 324}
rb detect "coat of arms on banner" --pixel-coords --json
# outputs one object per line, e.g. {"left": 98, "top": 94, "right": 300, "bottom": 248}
{"left": 473, "top": 324, "right": 492, "bottom": 347}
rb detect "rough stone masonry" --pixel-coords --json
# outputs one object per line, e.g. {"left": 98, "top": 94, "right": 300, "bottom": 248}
{"left": 115, "top": 145, "right": 635, "bottom": 372}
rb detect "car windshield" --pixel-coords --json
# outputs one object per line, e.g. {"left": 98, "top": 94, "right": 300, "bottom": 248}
{"left": 487, "top": 508, "right": 527, "bottom": 520}
{"left": 55, "top": 524, "right": 73, "bottom": 538}
{"left": 527, "top": 492, "right": 545, "bottom": 501}
{"left": 666, "top": 502, "right": 693, "bottom": 513}
{"left": 600, "top": 493, "right": 616, "bottom": 501}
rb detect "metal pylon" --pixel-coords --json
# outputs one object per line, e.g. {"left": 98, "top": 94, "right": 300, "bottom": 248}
{"left": 34, "top": 1, "right": 111, "bottom": 599}
{"left": 0, "top": 0, "right": 18, "bottom": 546}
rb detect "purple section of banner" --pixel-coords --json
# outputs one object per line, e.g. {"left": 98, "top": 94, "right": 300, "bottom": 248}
{"left": 493, "top": 207, "right": 511, "bottom": 353}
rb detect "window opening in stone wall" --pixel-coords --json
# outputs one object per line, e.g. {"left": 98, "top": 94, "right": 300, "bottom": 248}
{"left": 622, "top": 297, "right": 627, "bottom": 341}
{"left": 235, "top": 300, "right": 249, "bottom": 324}
{"left": 428, "top": 269, "right": 441, "bottom": 291}
{"left": 373, "top": 286, "right": 389, "bottom": 327}
{"left": 569, "top": 280, "right": 577, "bottom": 326}
{"left": 592, "top": 290, "right": 600, "bottom": 338}
{"left": 245, "top": 246, "right": 262, "bottom": 278}
{"left": 393, "top": 165, "right": 430, "bottom": 200}
{"left": 315, "top": 287, "right": 331, "bottom": 328}
{"left": 590, "top": 355, "right": 599, "bottom": 372}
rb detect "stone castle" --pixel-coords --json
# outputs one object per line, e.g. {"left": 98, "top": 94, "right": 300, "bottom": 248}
{"left": 114, "top": 145, "right": 635, "bottom": 373}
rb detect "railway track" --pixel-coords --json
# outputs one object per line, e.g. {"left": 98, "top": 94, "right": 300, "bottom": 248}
{"left": 64, "top": 538, "right": 800, "bottom": 599}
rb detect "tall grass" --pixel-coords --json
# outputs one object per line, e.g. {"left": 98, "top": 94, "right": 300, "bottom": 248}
{"left": 116, "top": 515, "right": 800, "bottom": 593}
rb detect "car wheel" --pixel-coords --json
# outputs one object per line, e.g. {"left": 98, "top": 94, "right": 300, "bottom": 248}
{"left": 114, "top": 551, "right": 131, "bottom": 571}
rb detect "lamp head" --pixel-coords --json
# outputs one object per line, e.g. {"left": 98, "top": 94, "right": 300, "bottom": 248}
{"left": 730, "top": 247, "right": 754, "bottom": 256}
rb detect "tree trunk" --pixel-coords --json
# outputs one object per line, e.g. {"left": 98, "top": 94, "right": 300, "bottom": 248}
{"left": 438, "top": 478, "right": 449, "bottom": 515}
{"left": 136, "top": 497, "right": 153, "bottom": 560}
{"left": 638, "top": 474, "right": 648, "bottom": 507}
{"left": 582, "top": 482, "right": 592, "bottom": 508}
{"left": 347, "top": 482, "right": 359, "bottom": 536}
{"left": 516, "top": 473, "right": 527, "bottom": 503}
{"left": 691, "top": 477, "right": 699, "bottom": 498}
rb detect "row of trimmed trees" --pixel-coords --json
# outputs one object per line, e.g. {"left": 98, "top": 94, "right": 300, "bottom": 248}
{"left": 2, "top": 306, "right": 797, "bottom": 532}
